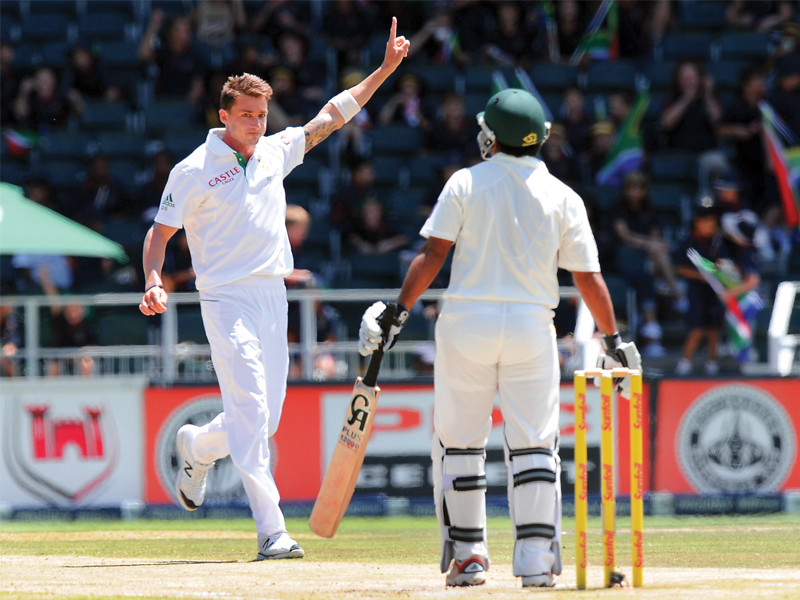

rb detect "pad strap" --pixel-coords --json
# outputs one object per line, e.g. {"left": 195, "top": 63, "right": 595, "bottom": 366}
{"left": 450, "top": 527, "right": 485, "bottom": 542}
{"left": 516, "top": 523, "right": 556, "bottom": 540}
{"left": 446, "top": 448, "right": 485, "bottom": 456}
{"left": 513, "top": 468, "right": 557, "bottom": 486}
{"left": 508, "top": 447, "right": 552, "bottom": 458}
{"left": 329, "top": 90, "right": 361, "bottom": 123}
{"left": 452, "top": 475, "right": 487, "bottom": 491}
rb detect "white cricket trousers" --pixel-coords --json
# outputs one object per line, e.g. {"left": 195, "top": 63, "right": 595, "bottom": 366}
{"left": 189, "top": 275, "right": 290, "bottom": 537}
{"left": 433, "top": 299, "right": 560, "bottom": 450}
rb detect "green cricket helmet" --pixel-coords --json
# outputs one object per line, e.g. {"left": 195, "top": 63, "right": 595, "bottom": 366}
{"left": 476, "top": 89, "right": 551, "bottom": 159}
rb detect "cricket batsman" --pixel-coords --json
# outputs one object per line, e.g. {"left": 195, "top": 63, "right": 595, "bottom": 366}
{"left": 140, "top": 19, "right": 409, "bottom": 560}
{"left": 358, "top": 89, "right": 641, "bottom": 587}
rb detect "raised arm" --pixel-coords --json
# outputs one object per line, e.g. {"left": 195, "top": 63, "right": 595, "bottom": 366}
{"left": 303, "top": 16, "right": 410, "bottom": 153}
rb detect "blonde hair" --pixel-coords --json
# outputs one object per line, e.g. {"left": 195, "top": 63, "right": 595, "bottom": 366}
{"left": 285, "top": 204, "right": 311, "bottom": 227}
{"left": 220, "top": 73, "right": 273, "bottom": 110}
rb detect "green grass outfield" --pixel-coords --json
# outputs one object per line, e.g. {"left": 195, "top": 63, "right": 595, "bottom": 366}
{"left": 2, "top": 514, "right": 800, "bottom": 600}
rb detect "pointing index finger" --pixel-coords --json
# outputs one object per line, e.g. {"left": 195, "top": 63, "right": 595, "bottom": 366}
{"left": 390, "top": 16, "right": 396, "bottom": 42}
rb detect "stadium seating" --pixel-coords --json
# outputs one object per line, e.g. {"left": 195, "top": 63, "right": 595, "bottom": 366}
{"left": 707, "top": 61, "right": 747, "bottom": 92}
{"left": 649, "top": 152, "right": 698, "bottom": 183}
{"left": 78, "top": 13, "right": 129, "bottom": 41}
{"left": 80, "top": 102, "right": 128, "bottom": 131}
{"left": 349, "top": 252, "right": 401, "bottom": 288}
{"left": 370, "top": 125, "right": 422, "bottom": 156}
{"left": 661, "top": 33, "right": 714, "bottom": 61}
{"left": 98, "top": 42, "right": 140, "bottom": 69}
{"left": 679, "top": 1, "right": 728, "bottom": 31}
{"left": 407, "top": 156, "right": 438, "bottom": 187}
{"left": 718, "top": 32, "right": 771, "bottom": 60}
{"left": 412, "top": 65, "right": 457, "bottom": 94}
{"left": 146, "top": 101, "right": 195, "bottom": 135}
{"left": 371, "top": 156, "right": 403, "bottom": 187}
{"left": 529, "top": 63, "right": 579, "bottom": 91}
{"left": 12, "top": 43, "right": 40, "bottom": 69}
{"left": 39, "top": 132, "right": 95, "bottom": 161}
{"left": 41, "top": 160, "right": 85, "bottom": 189}
{"left": 178, "top": 307, "right": 209, "bottom": 344}
{"left": 643, "top": 61, "right": 676, "bottom": 91}
{"left": 585, "top": 60, "right": 637, "bottom": 92}
{"left": 40, "top": 42, "right": 70, "bottom": 69}
{"left": 164, "top": 130, "right": 208, "bottom": 162}
{"left": 19, "top": 14, "right": 72, "bottom": 43}
{"left": 96, "top": 132, "right": 146, "bottom": 160}
{"left": 95, "top": 310, "right": 150, "bottom": 345}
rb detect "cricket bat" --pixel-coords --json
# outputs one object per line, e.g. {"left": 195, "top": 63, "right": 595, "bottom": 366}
{"left": 309, "top": 305, "right": 395, "bottom": 538}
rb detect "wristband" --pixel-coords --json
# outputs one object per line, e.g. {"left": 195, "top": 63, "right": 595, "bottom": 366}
{"left": 145, "top": 283, "right": 164, "bottom": 293}
{"left": 601, "top": 332, "right": 622, "bottom": 352}
{"left": 329, "top": 90, "right": 361, "bottom": 123}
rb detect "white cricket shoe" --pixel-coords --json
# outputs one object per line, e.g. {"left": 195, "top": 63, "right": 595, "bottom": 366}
{"left": 522, "top": 573, "right": 556, "bottom": 588}
{"left": 175, "top": 424, "right": 214, "bottom": 511}
{"left": 256, "top": 532, "right": 305, "bottom": 560}
{"left": 446, "top": 556, "right": 488, "bottom": 587}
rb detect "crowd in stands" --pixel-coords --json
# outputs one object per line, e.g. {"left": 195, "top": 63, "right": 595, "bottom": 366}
{"left": 2, "top": 0, "right": 800, "bottom": 375}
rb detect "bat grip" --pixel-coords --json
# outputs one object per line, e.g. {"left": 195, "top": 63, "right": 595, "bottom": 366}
{"left": 362, "top": 303, "right": 396, "bottom": 387}
{"left": 362, "top": 349, "right": 384, "bottom": 387}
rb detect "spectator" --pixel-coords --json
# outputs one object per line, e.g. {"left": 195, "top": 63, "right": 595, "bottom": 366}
{"left": 452, "top": 0, "right": 494, "bottom": 63}
{"left": 540, "top": 123, "right": 580, "bottom": 185}
{"left": 582, "top": 120, "right": 615, "bottom": 183}
{"left": 713, "top": 171, "right": 775, "bottom": 261}
{"left": 423, "top": 93, "right": 473, "bottom": 159}
{"left": 553, "top": 0, "right": 587, "bottom": 61}
{"left": 718, "top": 68, "right": 772, "bottom": 216}
{"left": 719, "top": 211, "right": 763, "bottom": 313}
{"left": 407, "top": 9, "right": 469, "bottom": 66}
{"left": 726, "top": 1, "right": 793, "bottom": 32}
{"left": 139, "top": 11, "right": 205, "bottom": 104}
{"left": 377, "top": 73, "right": 430, "bottom": 129}
{"left": 0, "top": 304, "right": 21, "bottom": 377}
{"left": 484, "top": 2, "right": 548, "bottom": 68}
{"left": 198, "top": 70, "right": 229, "bottom": 128}
{"left": 660, "top": 60, "right": 726, "bottom": 187}
{"left": 321, "top": 0, "right": 371, "bottom": 69}
{"left": 1, "top": 44, "right": 19, "bottom": 126}
{"left": 139, "top": 150, "right": 175, "bottom": 222}
{"left": 162, "top": 230, "right": 196, "bottom": 292}
{"left": 268, "top": 67, "right": 314, "bottom": 126}
{"left": 612, "top": 171, "right": 683, "bottom": 356}
{"left": 284, "top": 205, "right": 339, "bottom": 379}
{"left": 12, "top": 254, "right": 73, "bottom": 293}
{"left": 193, "top": 0, "right": 246, "bottom": 48}
{"left": 330, "top": 160, "right": 376, "bottom": 228}
{"left": 675, "top": 197, "right": 730, "bottom": 375}
{"left": 252, "top": 0, "right": 311, "bottom": 40}
{"left": 22, "top": 174, "right": 58, "bottom": 211}
{"left": 347, "top": 197, "right": 407, "bottom": 256}
{"left": 562, "top": 86, "right": 591, "bottom": 154}
{"left": 75, "top": 155, "right": 124, "bottom": 225}
{"left": 67, "top": 44, "right": 119, "bottom": 108}
{"left": 421, "top": 158, "right": 464, "bottom": 225}
{"left": 39, "top": 266, "right": 96, "bottom": 377}
{"left": 277, "top": 32, "right": 325, "bottom": 103}
{"left": 617, "top": 0, "right": 672, "bottom": 59}
{"left": 335, "top": 69, "right": 372, "bottom": 168}
{"left": 768, "top": 53, "right": 800, "bottom": 146}
{"left": 608, "top": 89, "right": 634, "bottom": 128}
{"left": 13, "top": 67, "right": 76, "bottom": 133}
{"left": 232, "top": 43, "right": 272, "bottom": 81}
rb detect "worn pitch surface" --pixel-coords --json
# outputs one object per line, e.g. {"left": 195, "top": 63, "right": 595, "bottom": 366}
{"left": 2, "top": 515, "right": 799, "bottom": 600}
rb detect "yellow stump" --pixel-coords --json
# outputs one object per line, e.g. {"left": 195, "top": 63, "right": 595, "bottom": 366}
{"left": 573, "top": 373, "right": 588, "bottom": 590}
{"left": 600, "top": 373, "right": 615, "bottom": 588}
{"left": 630, "top": 373, "right": 645, "bottom": 587}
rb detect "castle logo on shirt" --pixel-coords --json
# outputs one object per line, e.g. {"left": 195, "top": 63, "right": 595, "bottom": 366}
{"left": 208, "top": 167, "right": 242, "bottom": 188}
{"left": 160, "top": 193, "right": 175, "bottom": 211}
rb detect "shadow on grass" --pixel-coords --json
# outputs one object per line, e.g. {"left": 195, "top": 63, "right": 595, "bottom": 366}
{"left": 66, "top": 560, "right": 242, "bottom": 568}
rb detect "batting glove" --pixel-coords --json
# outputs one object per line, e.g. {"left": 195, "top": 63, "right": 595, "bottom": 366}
{"left": 594, "top": 333, "right": 642, "bottom": 399}
{"left": 358, "top": 301, "right": 410, "bottom": 356}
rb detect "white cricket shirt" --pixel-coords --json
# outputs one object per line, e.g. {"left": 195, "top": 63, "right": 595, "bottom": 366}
{"left": 420, "top": 153, "right": 600, "bottom": 308}
{"left": 154, "top": 127, "right": 305, "bottom": 290}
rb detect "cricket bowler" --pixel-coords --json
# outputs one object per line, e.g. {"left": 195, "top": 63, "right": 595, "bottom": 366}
{"left": 359, "top": 89, "right": 642, "bottom": 587}
{"left": 140, "top": 18, "right": 409, "bottom": 560}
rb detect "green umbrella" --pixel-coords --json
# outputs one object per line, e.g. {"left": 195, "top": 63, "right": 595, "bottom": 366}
{"left": 0, "top": 183, "right": 128, "bottom": 262}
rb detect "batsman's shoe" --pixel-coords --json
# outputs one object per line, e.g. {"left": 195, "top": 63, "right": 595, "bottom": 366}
{"left": 446, "top": 556, "right": 488, "bottom": 587}
{"left": 522, "top": 573, "right": 556, "bottom": 588}
{"left": 175, "top": 425, "right": 214, "bottom": 511}
{"left": 256, "top": 532, "right": 305, "bottom": 560}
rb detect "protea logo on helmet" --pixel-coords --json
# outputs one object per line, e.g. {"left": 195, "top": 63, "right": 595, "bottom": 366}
{"left": 522, "top": 132, "right": 538, "bottom": 146}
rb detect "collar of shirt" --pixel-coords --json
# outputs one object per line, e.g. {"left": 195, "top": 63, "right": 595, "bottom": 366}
{"left": 491, "top": 152, "right": 549, "bottom": 172}
{"left": 206, "top": 128, "right": 266, "bottom": 165}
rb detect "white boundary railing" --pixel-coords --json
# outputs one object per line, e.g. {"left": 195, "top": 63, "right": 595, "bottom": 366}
{"left": 768, "top": 281, "right": 800, "bottom": 376}
{"left": 0, "top": 288, "right": 594, "bottom": 381}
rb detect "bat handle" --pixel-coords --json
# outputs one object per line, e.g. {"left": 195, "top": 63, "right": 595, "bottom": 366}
{"left": 362, "top": 349, "right": 384, "bottom": 387}
{"left": 362, "top": 303, "right": 396, "bottom": 387}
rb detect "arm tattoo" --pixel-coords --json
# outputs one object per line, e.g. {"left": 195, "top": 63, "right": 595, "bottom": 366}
{"left": 304, "top": 114, "right": 338, "bottom": 154}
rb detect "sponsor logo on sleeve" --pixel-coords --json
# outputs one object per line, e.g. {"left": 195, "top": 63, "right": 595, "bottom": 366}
{"left": 160, "top": 193, "right": 175, "bottom": 211}
{"left": 280, "top": 134, "right": 291, "bottom": 146}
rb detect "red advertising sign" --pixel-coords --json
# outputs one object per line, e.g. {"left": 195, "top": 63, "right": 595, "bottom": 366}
{"left": 654, "top": 380, "right": 799, "bottom": 494}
